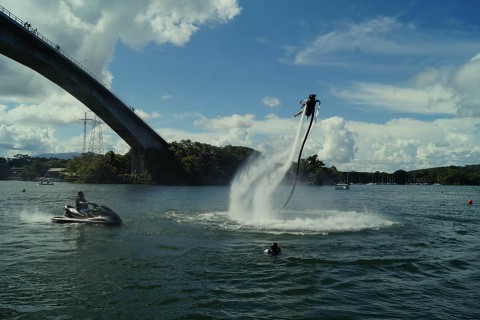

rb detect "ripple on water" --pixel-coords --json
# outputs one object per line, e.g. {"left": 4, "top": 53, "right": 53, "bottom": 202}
{"left": 2, "top": 183, "right": 480, "bottom": 319}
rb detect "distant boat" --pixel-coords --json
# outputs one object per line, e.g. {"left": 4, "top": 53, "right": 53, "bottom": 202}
{"left": 335, "top": 183, "right": 350, "bottom": 190}
{"left": 38, "top": 178, "right": 54, "bottom": 185}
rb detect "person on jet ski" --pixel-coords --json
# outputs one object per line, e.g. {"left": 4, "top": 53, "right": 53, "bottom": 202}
{"left": 294, "top": 93, "right": 320, "bottom": 119}
{"left": 75, "top": 191, "right": 89, "bottom": 216}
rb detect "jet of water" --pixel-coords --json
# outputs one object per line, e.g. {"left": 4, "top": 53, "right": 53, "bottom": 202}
{"left": 228, "top": 111, "right": 307, "bottom": 223}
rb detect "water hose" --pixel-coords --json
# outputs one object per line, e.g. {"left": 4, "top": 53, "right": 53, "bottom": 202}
{"left": 279, "top": 102, "right": 319, "bottom": 211}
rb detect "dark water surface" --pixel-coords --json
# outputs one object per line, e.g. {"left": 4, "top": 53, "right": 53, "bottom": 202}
{"left": 1, "top": 181, "right": 479, "bottom": 319}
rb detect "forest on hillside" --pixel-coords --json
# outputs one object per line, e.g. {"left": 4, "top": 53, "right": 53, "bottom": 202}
{"left": 2, "top": 140, "right": 480, "bottom": 185}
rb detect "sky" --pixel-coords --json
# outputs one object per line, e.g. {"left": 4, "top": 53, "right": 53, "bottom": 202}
{"left": 1, "top": 0, "right": 480, "bottom": 173}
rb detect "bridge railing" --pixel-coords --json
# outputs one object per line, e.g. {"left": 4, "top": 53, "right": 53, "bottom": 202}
{"left": 0, "top": 4, "right": 112, "bottom": 91}
{"left": 0, "top": 4, "right": 164, "bottom": 143}
{"left": 0, "top": 6, "right": 147, "bottom": 114}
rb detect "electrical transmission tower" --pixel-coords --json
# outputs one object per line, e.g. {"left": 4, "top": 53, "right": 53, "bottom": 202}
{"left": 79, "top": 112, "right": 92, "bottom": 153}
{"left": 88, "top": 114, "right": 104, "bottom": 154}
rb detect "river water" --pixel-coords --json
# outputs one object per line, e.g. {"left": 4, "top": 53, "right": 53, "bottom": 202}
{"left": 1, "top": 180, "right": 479, "bottom": 319}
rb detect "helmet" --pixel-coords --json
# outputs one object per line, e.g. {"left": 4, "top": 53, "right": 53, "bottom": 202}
{"left": 308, "top": 94, "right": 316, "bottom": 99}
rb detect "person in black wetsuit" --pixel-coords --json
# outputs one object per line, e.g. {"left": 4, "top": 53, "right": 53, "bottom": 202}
{"left": 294, "top": 93, "right": 320, "bottom": 119}
{"left": 268, "top": 242, "right": 282, "bottom": 255}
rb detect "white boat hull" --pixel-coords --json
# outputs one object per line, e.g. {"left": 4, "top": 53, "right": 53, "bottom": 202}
{"left": 52, "top": 204, "right": 122, "bottom": 225}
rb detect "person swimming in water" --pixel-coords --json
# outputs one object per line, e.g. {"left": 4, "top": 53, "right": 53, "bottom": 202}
{"left": 267, "top": 242, "right": 281, "bottom": 255}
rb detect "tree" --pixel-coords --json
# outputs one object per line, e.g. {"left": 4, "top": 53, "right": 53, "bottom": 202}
{"left": 65, "top": 152, "right": 125, "bottom": 183}
{"left": 9, "top": 154, "right": 31, "bottom": 167}
{"left": 144, "top": 140, "right": 257, "bottom": 185}
{"left": 393, "top": 170, "right": 409, "bottom": 185}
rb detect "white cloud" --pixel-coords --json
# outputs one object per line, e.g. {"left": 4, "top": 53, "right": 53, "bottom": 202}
{"left": 293, "top": 17, "right": 414, "bottom": 67}
{"left": 310, "top": 116, "right": 355, "bottom": 164}
{"left": 158, "top": 113, "right": 356, "bottom": 166}
{"left": 152, "top": 110, "right": 480, "bottom": 173}
{"left": 1, "top": 0, "right": 241, "bottom": 85}
{"left": 452, "top": 56, "right": 480, "bottom": 117}
{"left": 334, "top": 82, "right": 457, "bottom": 115}
{"left": 0, "top": 124, "right": 57, "bottom": 154}
{"left": 134, "top": 109, "right": 161, "bottom": 119}
{"left": 1, "top": 94, "right": 86, "bottom": 126}
{"left": 2, "top": 3, "right": 480, "bottom": 175}
{"left": 212, "top": 127, "right": 252, "bottom": 147}
{"left": 331, "top": 51, "right": 480, "bottom": 118}
{"left": 0, "top": 0, "right": 241, "bottom": 157}
{"left": 347, "top": 117, "right": 480, "bottom": 172}
{"left": 161, "top": 113, "right": 297, "bottom": 150}
{"left": 261, "top": 96, "right": 281, "bottom": 108}
{"left": 292, "top": 16, "right": 478, "bottom": 70}
{"left": 201, "top": 113, "right": 255, "bottom": 130}
{"left": 130, "top": 0, "right": 242, "bottom": 48}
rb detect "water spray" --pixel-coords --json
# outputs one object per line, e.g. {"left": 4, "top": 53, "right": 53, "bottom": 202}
{"left": 278, "top": 95, "right": 320, "bottom": 211}
{"left": 228, "top": 94, "right": 320, "bottom": 221}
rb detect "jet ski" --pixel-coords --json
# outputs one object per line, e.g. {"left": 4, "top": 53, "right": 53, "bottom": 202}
{"left": 52, "top": 203, "right": 122, "bottom": 225}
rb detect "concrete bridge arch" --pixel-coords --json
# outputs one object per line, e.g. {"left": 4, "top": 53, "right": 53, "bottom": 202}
{"left": 0, "top": 5, "right": 169, "bottom": 173}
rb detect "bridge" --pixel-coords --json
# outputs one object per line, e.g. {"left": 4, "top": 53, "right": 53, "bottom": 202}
{"left": 0, "top": 5, "right": 169, "bottom": 173}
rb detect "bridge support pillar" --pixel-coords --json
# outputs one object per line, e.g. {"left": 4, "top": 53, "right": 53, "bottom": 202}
{"left": 131, "top": 147, "right": 144, "bottom": 175}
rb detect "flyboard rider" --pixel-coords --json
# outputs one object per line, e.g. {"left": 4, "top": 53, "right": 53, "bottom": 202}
{"left": 278, "top": 93, "right": 321, "bottom": 212}
{"left": 294, "top": 93, "right": 320, "bottom": 118}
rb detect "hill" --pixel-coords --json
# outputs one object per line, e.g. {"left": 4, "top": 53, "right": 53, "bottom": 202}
{"left": 34, "top": 152, "right": 80, "bottom": 160}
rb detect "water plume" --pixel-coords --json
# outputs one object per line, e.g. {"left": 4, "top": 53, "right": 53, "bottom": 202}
{"left": 228, "top": 112, "right": 306, "bottom": 223}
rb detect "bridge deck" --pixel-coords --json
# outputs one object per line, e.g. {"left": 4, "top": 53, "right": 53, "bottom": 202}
{"left": 0, "top": 5, "right": 169, "bottom": 153}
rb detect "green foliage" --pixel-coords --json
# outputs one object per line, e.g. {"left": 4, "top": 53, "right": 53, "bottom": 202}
{"left": 65, "top": 152, "right": 132, "bottom": 183}
{"left": 409, "top": 165, "right": 480, "bottom": 185}
{"left": 294, "top": 155, "right": 320, "bottom": 184}
{"left": 9, "top": 154, "right": 31, "bottom": 167}
{"left": 145, "top": 140, "right": 257, "bottom": 185}
{"left": 394, "top": 170, "right": 409, "bottom": 185}
{"left": 286, "top": 154, "right": 339, "bottom": 185}
{"left": 4, "top": 154, "right": 68, "bottom": 180}
{"left": 4, "top": 144, "right": 480, "bottom": 186}
{"left": 144, "top": 147, "right": 186, "bottom": 185}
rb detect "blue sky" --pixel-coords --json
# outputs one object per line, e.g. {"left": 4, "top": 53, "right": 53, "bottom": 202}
{"left": 1, "top": 0, "right": 480, "bottom": 172}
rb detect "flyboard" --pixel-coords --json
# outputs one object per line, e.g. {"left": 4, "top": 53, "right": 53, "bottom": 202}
{"left": 264, "top": 242, "right": 282, "bottom": 255}
{"left": 264, "top": 248, "right": 282, "bottom": 255}
{"left": 279, "top": 95, "right": 320, "bottom": 211}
